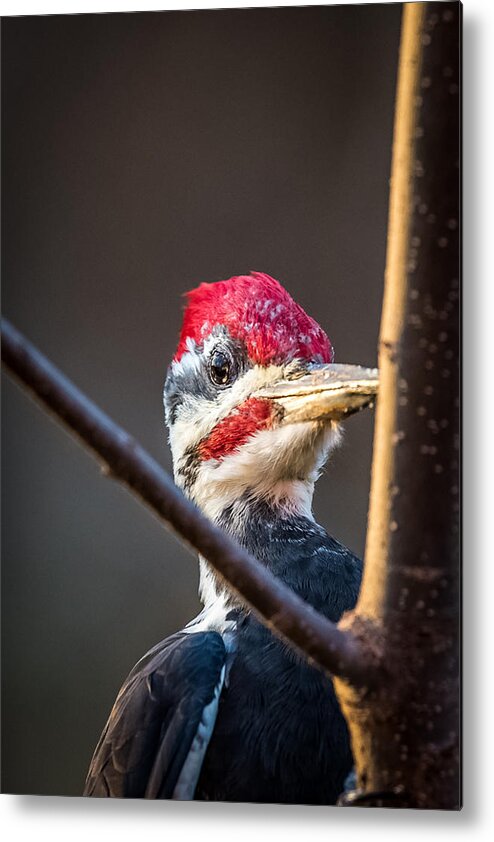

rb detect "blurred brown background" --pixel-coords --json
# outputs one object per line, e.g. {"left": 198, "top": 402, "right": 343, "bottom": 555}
{"left": 1, "top": 4, "right": 402, "bottom": 795}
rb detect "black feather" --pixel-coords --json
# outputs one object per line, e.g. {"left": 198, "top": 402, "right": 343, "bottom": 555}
{"left": 84, "top": 632, "right": 226, "bottom": 798}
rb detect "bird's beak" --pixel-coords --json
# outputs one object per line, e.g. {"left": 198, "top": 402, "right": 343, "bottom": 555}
{"left": 253, "top": 364, "right": 379, "bottom": 424}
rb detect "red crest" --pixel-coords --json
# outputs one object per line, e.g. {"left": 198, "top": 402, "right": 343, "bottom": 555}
{"left": 174, "top": 272, "right": 333, "bottom": 366}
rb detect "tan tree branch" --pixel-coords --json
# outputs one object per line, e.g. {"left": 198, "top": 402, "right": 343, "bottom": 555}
{"left": 334, "top": 1, "right": 460, "bottom": 810}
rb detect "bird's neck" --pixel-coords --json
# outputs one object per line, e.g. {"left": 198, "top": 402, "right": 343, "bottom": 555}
{"left": 197, "top": 485, "right": 315, "bottom": 610}
{"left": 191, "top": 468, "right": 316, "bottom": 527}
{"left": 217, "top": 478, "right": 315, "bottom": 526}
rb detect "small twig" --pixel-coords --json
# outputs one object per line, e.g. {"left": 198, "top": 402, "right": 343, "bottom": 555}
{"left": 1, "top": 317, "right": 370, "bottom": 686}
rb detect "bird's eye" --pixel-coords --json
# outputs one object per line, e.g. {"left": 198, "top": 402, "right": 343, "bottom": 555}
{"left": 209, "top": 348, "right": 235, "bottom": 387}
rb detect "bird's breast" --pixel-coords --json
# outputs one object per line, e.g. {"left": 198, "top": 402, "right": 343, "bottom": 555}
{"left": 195, "top": 616, "right": 352, "bottom": 805}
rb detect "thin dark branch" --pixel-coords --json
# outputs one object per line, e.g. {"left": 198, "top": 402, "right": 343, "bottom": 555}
{"left": 1, "top": 317, "right": 370, "bottom": 686}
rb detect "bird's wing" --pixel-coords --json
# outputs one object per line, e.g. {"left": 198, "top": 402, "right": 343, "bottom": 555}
{"left": 84, "top": 630, "right": 226, "bottom": 799}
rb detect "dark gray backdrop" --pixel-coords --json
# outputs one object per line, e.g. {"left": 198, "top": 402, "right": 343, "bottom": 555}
{"left": 2, "top": 4, "right": 402, "bottom": 796}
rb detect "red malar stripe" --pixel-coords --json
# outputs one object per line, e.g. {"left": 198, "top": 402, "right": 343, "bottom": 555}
{"left": 199, "top": 398, "right": 274, "bottom": 461}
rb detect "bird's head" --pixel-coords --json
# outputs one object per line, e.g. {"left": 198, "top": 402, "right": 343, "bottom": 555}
{"left": 164, "top": 272, "right": 377, "bottom": 523}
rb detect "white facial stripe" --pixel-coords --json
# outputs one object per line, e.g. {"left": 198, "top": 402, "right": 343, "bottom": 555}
{"left": 175, "top": 338, "right": 203, "bottom": 376}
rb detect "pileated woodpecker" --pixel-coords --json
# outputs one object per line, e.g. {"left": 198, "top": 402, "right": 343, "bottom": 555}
{"left": 84, "top": 272, "right": 377, "bottom": 803}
